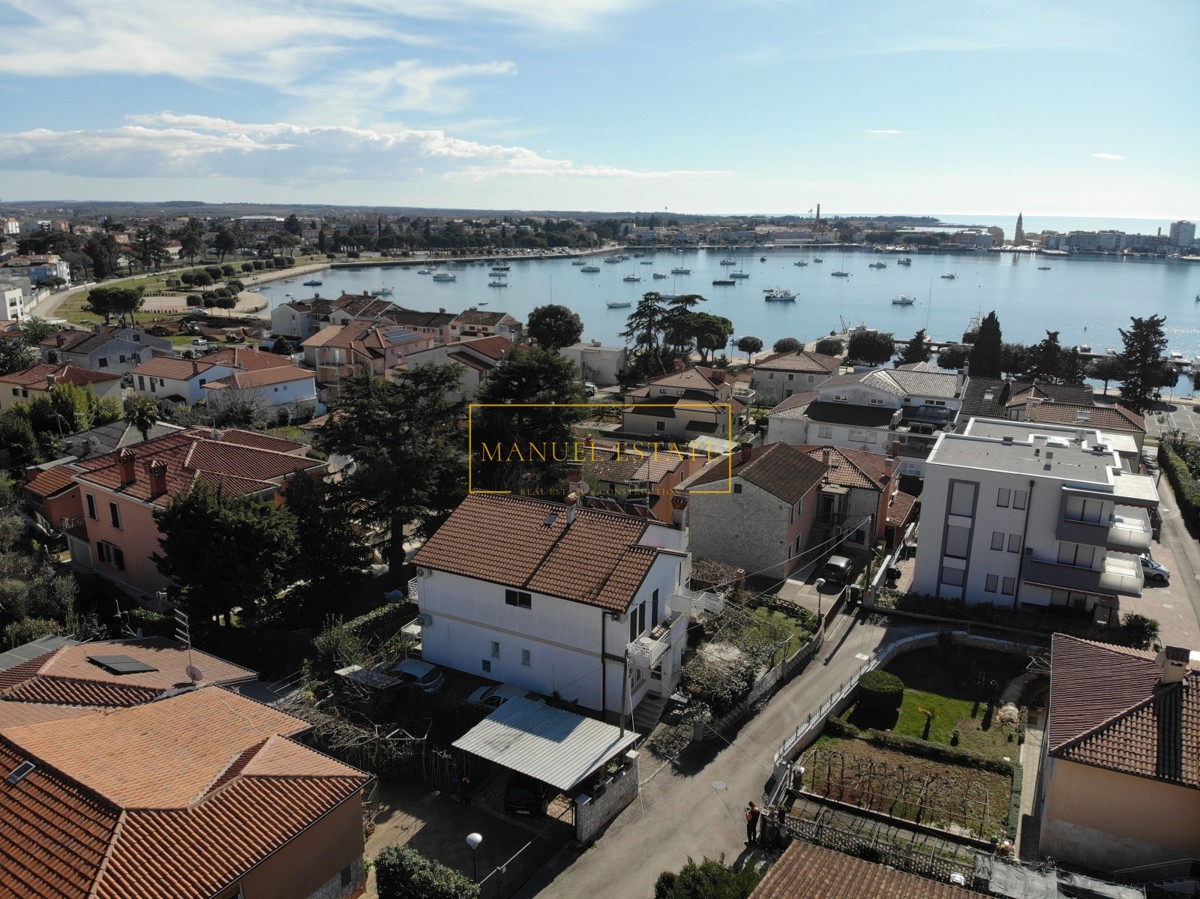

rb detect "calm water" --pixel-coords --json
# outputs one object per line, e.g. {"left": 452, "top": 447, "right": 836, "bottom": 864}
{"left": 254, "top": 249, "right": 1200, "bottom": 359}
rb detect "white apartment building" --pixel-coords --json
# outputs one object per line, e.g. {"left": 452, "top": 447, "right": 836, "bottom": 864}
{"left": 912, "top": 418, "right": 1158, "bottom": 624}
{"left": 1169, "top": 220, "right": 1195, "bottom": 250}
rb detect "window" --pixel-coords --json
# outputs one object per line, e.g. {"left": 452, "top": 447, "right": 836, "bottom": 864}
{"left": 787, "top": 373, "right": 794, "bottom": 381}
{"left": 991, "top": 531, "right": 1005, "bottom": 551}
{"left": 985, "top": 574, "right": 999, "bottom": 593}
{"left": 96, "top": 542, "right": 125, "bottom": 571}
{"left": 996, "top": 487, "right": 1010, "bottom": 507}
{"left": 945, "top": 525, "right": 970, "bottom": 558}
{"left": 949, "top": 481, "right": 977, "bottom": 517}
{"left": 655, "top": 421, "right": 665, "bottom": 431}
{"left": 833, "top": 394, "right": 849, "bottom": 402}
{"left": 940, "top": 567, "right": 965, "bottom": 587}
{"left": 86, "top": 494, "right": 97, "bottom": 520}
{"left": 638, "top": 601, "right": 646, "bottom": 634}
{"left": 109, "top": 502, "right": 120, "bottom": 529}
{"left": 1064, "top": 495, "right": 1105, "bottom": 524}
{"left": 630, "top": 611, "right": 639, "bottom": 643}
{"left": 504, "top": 589, "right": 531, "bottom": 609}
{"left": 482, "top": 659, "right": 492, "bottom": 673}
{"left": 97, "top": 357, "right": 108, "bottom": 368}
{"left": 817, "top": 425, "right": 833, "bottom": 439}
{"left": 869, "top": 398, "right": 885, "bottom": 405}
{"left": 652, "top": 589, "right": 659, "bottom": 626}
{"left": 1057, "top": 543, "right": 1095, "bottom": 568}
{"left": 733, "top": 483, "right": 742, "bottom": 494}
{"left": 341, "top": 866, "right": 353, "bottom": 888}
{"left": 849, "top": 429, "right": 878, "bottom": 444}
{"left": 1001, "top": 576, "right": 1016, "bottom": 595}
{"left": 1013, "top": 490, "right": 1028, "bottom": 510}
{"left": 521, "top": 649, "right": 531, "bottom": 667}
{"left": 490, "top": 641, "right": 500, "bottom": 659}
{"left": 1007, "top": 534, "right": 1022, "bottom": 553}
{"left": 767, "top": 372, "right": 774, "bottom": 380}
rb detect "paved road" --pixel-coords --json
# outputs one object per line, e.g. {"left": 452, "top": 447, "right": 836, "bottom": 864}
{"left": 519, "top": 615, "right": 912, "bottom": 898}
{"left": 1151, "top": 471, "right": 1200, "bottom": 645}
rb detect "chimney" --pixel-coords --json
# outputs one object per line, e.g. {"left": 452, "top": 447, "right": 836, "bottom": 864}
{"left": 822, "top": 447, "right": 830, "bottom": 467}
{"left": 565, "top": 492, "right": 578, "bottom": 524}
{"left": 674, "top": 357, "right": 685, "bottom": 372}
{"left": 118, "top": 449, "right": 136, "bottom": 486}
{"left": 46, "top": 373, "right": 56, "bottom": 386}
{"left": 710, "top": 369, "right": 725, "bottom": 384}
{"left": 740, "top": 443, "right": 753, "bottom": 465}
{"left": 56, "top": 334, "right": 66, "bottom": 347}
{"left": 148, "top": 459, "right": 168, "bottom": 497}
{"left": 24, "top": 465, "right": 39, "bottom": 483}
{"left": 1156, "top": 646, "right": 1189, "bottom": 685}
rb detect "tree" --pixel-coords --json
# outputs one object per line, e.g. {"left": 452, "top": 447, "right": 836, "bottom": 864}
{"left": 153, "top": 481, "right": 298, "bottom": 627}
{"left": 968, "top": 311, "right": 1003, "bottom": 378}
{"left": 621, "top": 293, "right": 670, "bottom": 376}
{"left": 847, "top": 330, "right": 895, "bottom": 366}
{"left": 176, "top": 218, "right": 205, "bottom": 265}
{"left": 736, "top": 336, "right": 762, "bottom": 356}
{"left": 133, "top": 225, "right": 170, "bottom": 272}
{"left": 270, "top": 337, "right": 295, "bottom": 355}
{"left": 0, "top": 338, "right": 34, "bottom": 377}
{"left": 1059, "top": 347, "right": 1088, "bottom": 386}
{"left": 896, "top": 328, "right": 932, "bottom": 365}
{"left": 653, "top": 856, "right": 761, "bottom": 899}
{"left": 772, "top": 337, "right": 801, "bottom": 354}
{"left": 314, "top": 366, "right": 466, "bottom": 567}
{"left": 124, "top": 394, "right": 159, "bottom": 442}
{"left": 85, "top": 286, "right": 144, "bottom": 325}
{"left": 1025, "top": 331, "right": 1064, "bottom": 383}
{"left": 689, "top": 312, "right": 734, "bottom": 362}
{"left": 526, "top": 304, "right": 584, "bottom": 350}
{"left": 1087, "top": 355, "right": 1126, "bottom": 396}
{"left": 473, "top": 346, "right": 585, "bottom": 493}
{"left": 375, "top": 846, "right": 479, "bottom": 899}
{"left": 1118, "top": 314, "right": 1170, "bottom": 414}
{"left": 814, "top": 337, "right": 843, "bottom": 357}
{"left": 20, "top": 317, "right": 59, "bottom": 347}
{"left": 936, "top": 345, "right": 970, "bottom": 370}
{"left": 283, "top": 213, "right": 303, "bottom": 237}
{"left": 0, "top": 410, "right": 38, "bottom": 472}
{"left": 1000, "top": 343, "right": 1029, "bottom": 379}
{"left": 213, "top": 228, "right": 238, "bottom": 262}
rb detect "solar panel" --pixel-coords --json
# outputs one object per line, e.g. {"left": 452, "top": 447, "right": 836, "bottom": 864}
{"left": 7, "top": 761, "right": 36, "bottom": 785}
{"left": 87, "top": 654, "right": 158, "bottom": 675}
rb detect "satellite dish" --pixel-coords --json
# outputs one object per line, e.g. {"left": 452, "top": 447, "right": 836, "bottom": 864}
{"left": 185, "top": 665, "right": 204, "bottom": 683}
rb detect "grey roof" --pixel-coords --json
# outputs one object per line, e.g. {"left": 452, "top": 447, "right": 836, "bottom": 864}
{"left": 63, "top": 420, "right": 187, "bottom": 458}
{"left": 452, "top": 697, "right": 638, "bottom": 791}
{"left": 817, "top": 366, "right": 960, "bottom": 400}
{"left": 0, "top": 635, "right": 78, "bottom": 674}
{"left": 765, "top": 391, "right": 817, "bottom": 420}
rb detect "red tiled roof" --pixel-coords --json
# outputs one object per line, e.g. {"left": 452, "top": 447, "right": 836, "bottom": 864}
{"left": 458, "top": 335, "right": 513, "bottom": 360}
{"left": 795, "top": 444, "right": 894, "bottom": 490}
{"left": 413, "top": 494, "right": 666, "bottom": 612}
{"left": 0, "top": 689, "right": 370, "bottom": 899}
{"left": 888, "top": 491, "right": 918, "bottom": 528}
{"left": 206, "top": 365, "right": 314, "bottom": 390}
{"left": 688, "top": 443, "right": 827, "bottom": 503}
{"left": 1026, "top": 400, "right": 1146, "bottom": 433}
{"left": 0, "top": 364, "right": 121, "bottom": 389}
{"left": 199, "top": 347, "right": 294, "bottom": 371}
{"left": 1048, "top": 634, "right": 1199, "bottom": 787}
{"left": 754, "top": 350, "right": 842, "bottom": 374}
{"left": 128, "top": 357, "right": 216, "bottom": 380}
{"left": 1, "top": 679, "right": 159, "bottom": 708}
{"left": 750, "top": 841, "right": 987, "bottom": 899}
{"left": 446, "top": 351, "right": 488, "bottom": 372}
{"left": 22, "top": 466, "right": 77, "bottom": 500}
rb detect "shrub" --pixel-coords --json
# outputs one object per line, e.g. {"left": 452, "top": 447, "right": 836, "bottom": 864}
{"left": 815, "top": 338, "right": 844, "bottom": 356}
{"left": 241, "top": 262, "right": 254, "bottom": 273}
{"left": 252, "top": 260, "right": 266, "bottom": 270}
{"left": 311, "top": 602, "right": 413, "bottom": 672}
{"left": 221, "top": 265, "right": 236, "bottom": 277}
{"left": 186, "top": 295, "right": 202, "bottom": 308}
{"left": 204, "top": 266, "right": 223, "bottom": 281}
{"left": 4, "top": 617, "right": 62, "bottom": 649}
{"left": 375, "top": 846, "right": 479, "bottom": 899}
{"left": 862, "top": 728, "right": 1015, "bottom": 776}
{"left": 857, "top": 669, "right": 904, "bottom": 713}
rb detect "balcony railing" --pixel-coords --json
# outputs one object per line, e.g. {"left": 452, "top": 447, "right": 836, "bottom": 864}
{"left": 1023, "top": 554, "right": 1144, "bottom": 597}
{"left": 408, "top": 576, "right": 420, "bottom": 602}
{"left": 627, "top": 608, "right": 686, "bottom": 669}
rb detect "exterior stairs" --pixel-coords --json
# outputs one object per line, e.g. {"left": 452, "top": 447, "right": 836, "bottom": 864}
{"left": 633, "top": 692, "right": 668, "bottom": 734}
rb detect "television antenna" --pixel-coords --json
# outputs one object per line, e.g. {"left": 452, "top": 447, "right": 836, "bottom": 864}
{"left": 173, "top": 608, "right": 203, "bottom": 684}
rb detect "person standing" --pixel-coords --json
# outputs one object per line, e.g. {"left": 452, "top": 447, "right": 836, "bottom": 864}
{"left": 744, "top": 801, "right": 761, "bottom": 844}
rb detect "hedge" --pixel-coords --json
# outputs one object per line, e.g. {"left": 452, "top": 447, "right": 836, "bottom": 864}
{"left": 375, "top": 846, "right": 479, "bottom": 899}
{"left": 311, "top": 601, "right": 413, "bottom": 671}
{"left": 1161, "top": 442, "right": 1200, "bottom": 527}
{"left": 857, "top": 669, "right": 904, "bottom": 713}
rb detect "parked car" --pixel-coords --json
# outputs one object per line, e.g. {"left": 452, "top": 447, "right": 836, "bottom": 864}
{"left": 392, "top": 658, "right": 445, "bottom": 693}
{"left": 583, "top": 381, "right": 597, "bottom": 398}
{"left": 1140, "top": 555, "right": 1171, "bottom": 584}
{"left": 503, "top": 772, "right": 550, "bottom": 816}
{"left": 819, "top": 555, "right": 855, "bottom": 585}
{"left": 466, "top": 683, "right": 539, "bottom": 711}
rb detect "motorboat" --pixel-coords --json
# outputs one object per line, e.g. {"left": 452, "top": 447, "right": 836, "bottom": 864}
{"left": 604, "top": 256, "right": 623, "bottom": 264}
{"left": 730, "top": 269, "right": 750, "bottom": 279}
{"left": 670, "top": 266, "right": 691, "bottom": 275}
{"left": 370, "top": 286, "right": 394, "bottom": 296}
{"left": 640, "top": 260, "right": 653, "bottom": 265}
{"left": 580, "top": 264, "right": 600, "bottom": 272}
{"left": 892, "top": 294, "right": 916, "bottom": 305}
{"left": 302, "top": 279, "right": 322, "bottom": 286}
{"left": 813, "top": 257, "right": 824, "bottom": 263}
{"left": 868, "top": 262, "right": 887, "bottom": 269}
{"left": 432, "top": 272, "right": 456, "bottom": 282}
{"left": 764, "top": 289, "right": 797, "bottom": 302}
{"left": 720, "top": 258, "right": 736, "bottom": 266}
{"left": 793, "top": 260, "right": 808, "bottom": 267}
{"left": 488, "top": 279, "right": 509, "bottom": 287}
{"left": 607, "top": 301, "right": 632, "bottom": 309}
{"left": 1038, "top": 266, "right": 1051, "bottom": 270}
{"left": 416, "top": 268, "right": 433, "bottom": 275}
{"left": 760, "top": 256, "right": 767, "bottom": 262}
{"left": 653, "top": 272, "right": 669, "bottom": 279}
{"left": 712, "top": 278, "right": 736, "bottom": 286}
{"left": 831, "top": 271, "right": 850, "bottom": 277}
{"left": 491, "top": 263, "right": 511, "bottom": 271}
{"left": 940, "top": 272, "right": 957, "bottom": 279}
{"left": 623, "top": 274, "right": 642, "bottom": 282}
{"left": 897, "top": 257, "right": 912, "bottom": 266}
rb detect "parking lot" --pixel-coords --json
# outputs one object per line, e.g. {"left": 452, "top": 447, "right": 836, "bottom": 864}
{"left": 1143, "top": 395, "right": 1200, "bottom": 442}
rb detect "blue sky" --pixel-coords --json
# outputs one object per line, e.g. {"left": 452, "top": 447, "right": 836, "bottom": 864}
{"left": 0, "top": 0, "right": 1196, "bottom": 219}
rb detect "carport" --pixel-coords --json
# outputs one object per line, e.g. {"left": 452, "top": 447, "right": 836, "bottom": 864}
{"left": 453, "top": 697, "right": 642, "bottom": 843}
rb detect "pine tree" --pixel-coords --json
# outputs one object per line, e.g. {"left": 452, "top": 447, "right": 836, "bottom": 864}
{"left": 968, "top": 312, "right": 1003, "bottom": 378}
{"left": 1118, "top": 314, "right": 1169, "bottom": 414}
{"left": 896, "top": 329, "right": 932, "bottom": 365}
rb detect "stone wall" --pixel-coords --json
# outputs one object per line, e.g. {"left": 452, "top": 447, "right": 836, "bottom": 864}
{"left": 305, "top": 857, "right": 364, "bottom": 899}
{"left": 575, "top": 752, "right": 640, "bottom": 844}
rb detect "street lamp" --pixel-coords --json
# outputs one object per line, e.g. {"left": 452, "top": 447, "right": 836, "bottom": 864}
{"left": 814, "top": 578, "right": 826, "bottom": 633}
{"left": 465, "top": 832, "right": 483, "bottom": 883}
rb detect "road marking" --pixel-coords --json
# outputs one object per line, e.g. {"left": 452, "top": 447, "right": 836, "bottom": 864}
{"left": 855, "top": 653, "right": 870, "bottom": 661}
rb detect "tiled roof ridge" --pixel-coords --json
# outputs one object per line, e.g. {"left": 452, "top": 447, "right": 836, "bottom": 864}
{"left": 1, "top": 674, "right": 163, "bottom": 707}
{"left": 1057, "top": 632, "right": 1157, "bottom": 661}
{"left": 89, "top": 808, "right": 128, "bottom": 897}
{"left": 0, "top": 651, "right": 56, "bottom": 691}
{"left": 1050, "top": 689, "right": 1163, "bottom": 755}
{"left": 196, "top": 736, "right": 272, "bottom": 804}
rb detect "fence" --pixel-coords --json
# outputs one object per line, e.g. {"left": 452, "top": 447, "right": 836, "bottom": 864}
{"left": 477, "top": 804, "right": 575, "bottom": 899}
{"left": 702, "top": 628, "right": 824, "bottom": 742}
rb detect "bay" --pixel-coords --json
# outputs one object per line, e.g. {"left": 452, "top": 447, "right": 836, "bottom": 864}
{"left": 253, "top": 248, "right": 1200, "bottom": 360}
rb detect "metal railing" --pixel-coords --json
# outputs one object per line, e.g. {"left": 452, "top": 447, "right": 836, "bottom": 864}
{"left": 627, "top": 609, "right": 684, "bottom": 669}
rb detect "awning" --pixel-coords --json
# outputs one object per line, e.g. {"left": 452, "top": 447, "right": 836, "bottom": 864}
{"left": 452, "top": 697, "right": 638, "bottom": 792}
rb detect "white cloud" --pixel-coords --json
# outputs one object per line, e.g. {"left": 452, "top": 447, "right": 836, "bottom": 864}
{"left": 1091, "top": 152, "right": 1125, "bottom": 160}
{"left": 0, "top": 116, "right": 725, "bottom": 184}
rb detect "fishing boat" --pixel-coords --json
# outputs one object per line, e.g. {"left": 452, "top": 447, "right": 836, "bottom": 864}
{"left": 831, "top": 270, "right": 850, "bottom": 278}
{"left": 868, "top": 262, "right": 887, "bottom": 269}
{"left": 653, "top": 272, "right": 669, "bottom": 279}
{"left": 488, "top": 279, "right": 509, "bottom": 287}
{"left": 670, "top": 266, "right": 691, "bottom": 275}
{"left": 940, "top": 272, "right": 957, "bottom": 280}
{"left": 764, "top": 289, "right": 796, "bottom": 302}
{"left": 302, "top": 279, "right": 323, "bottom": 286}
{"left": 580, "top": 264, "right": 600, "bottom": 272}
{"left": 370, "top": 286, "right": 394, "bottom": 296}
{"left": 712, "top": 278, "right": 736, "bottom": 286}
{"left": 897, "top": 257, "right": 912, "bottom": 266}
{"left": 793, "top": 260, "right": 808, "bottom": 267}
{"left": 623, "top": 274, "right": 642, "bottom": 282}
{"left": 432, "top": 272, "right": 457, "bottom": 282}
{"left": 607, "top": 301, "right": 632, "bottom": 309}
{"left": 891, "top": 294, "right": 916, "bottom": 305}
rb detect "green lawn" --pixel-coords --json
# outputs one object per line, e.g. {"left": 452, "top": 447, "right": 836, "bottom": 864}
{"left": 748, "top": 603, "right": 815, "bottom": 660}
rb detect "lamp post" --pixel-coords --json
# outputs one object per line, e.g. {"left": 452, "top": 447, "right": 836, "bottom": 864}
{"left": 814, "top": 578, "right": 826, "bottom": 634}
{"left": 465, "top": 832, "right": 483, "bottom": 883}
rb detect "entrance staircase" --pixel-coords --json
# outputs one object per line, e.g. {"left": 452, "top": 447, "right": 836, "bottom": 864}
{"left": 633, "top": 693, "right": 668, "bottom": 734}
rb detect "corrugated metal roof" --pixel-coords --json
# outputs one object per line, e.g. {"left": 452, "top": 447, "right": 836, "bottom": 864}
{"left": 452, "top": 697, "right": 637, "bottom": 791}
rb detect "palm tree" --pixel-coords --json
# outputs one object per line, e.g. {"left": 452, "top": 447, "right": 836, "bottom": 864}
{"left": 124, "top": 395, "right": 159, "bottom": 442}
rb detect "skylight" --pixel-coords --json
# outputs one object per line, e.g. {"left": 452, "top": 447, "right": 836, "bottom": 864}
{"left": 6, "top": 761, "right": 36, "bottom": 785}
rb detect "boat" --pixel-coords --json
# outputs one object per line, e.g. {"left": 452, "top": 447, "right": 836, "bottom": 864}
{"left": 940, "top": 272, "right": 957, "bottom": 279}
{"left": 712, "top": 278, "right": 736, "bottom": 286}
{"left": 670, "top": 266, "right": 691, "bottom": 275}
{"left": 416, "top": 268, "right": 433, "bottom": 275}
{"left": 813, "top": 257, "right": 824, "bottom": 263}
{"left": 432, "top": 272, "right": 456, "bottom": 282}
{"left": 892, "top": 294, "right": 916, "bottom": 305}
{"left": 653, "top": 272, "right": 669, "bottom": 279}
{"left": 580, "top": 264, "right": 600, "bottom": 273}
{"left": 572, "top": 259, "right": 585, "bottom": 266}
{"left": 491, "top": 263, "right": 511, "bottom": 271}
{"left": 730, "top": 269, "right": 750, "bottom": 279}
{"left": 623, "top": 274, "right": 642, "bottom": 282}
{"left": 477, "top": 301, "right": 489, "bottom": 306}
{"left": 868, "top": 262, "right": 887, "bottom": 269}
{"left": 302, "top": 279, "right": 323, "bottom": 286}
{"left": 897, "top": 257, "right": 912, "bottom": 266}
{"left": 607, "top": 301, "right": 632, "bottom": 309}
{"left": 720, "top": 258, "right": 736, "bottom": 266}
{"left": 488, "top": 280, "right": 508, "bottom": 287}
{"left": 793, "top": 260, "right": 808, "bottom": 267}
{"left": 831, "top": 271, "right": 851, "bottom": 277}
{"left": 1038, "top": 266, "right": 1051, "bottom": 270}
{"left": 604, "top": 256, "right": 623, "bottom": 264}
{"left": 764, "top": 289, "right": 796, "bottom": 302}
{"left": 760, "top": 256, "right": 767, "bottom": 262}
{"left": 370, "top": 286, "right": 394, "bottom": 296}
{"left": 640, "top": 260, "right": 653, "bottom": 265}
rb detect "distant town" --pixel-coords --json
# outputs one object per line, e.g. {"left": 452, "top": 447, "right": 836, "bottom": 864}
{"left": 0, "top": 201, "right": 1198, "bottom": 899}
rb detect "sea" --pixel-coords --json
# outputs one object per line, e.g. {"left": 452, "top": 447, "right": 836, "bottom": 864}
{"left": 254, "top": 244, "right": 1200, "bottom": 363}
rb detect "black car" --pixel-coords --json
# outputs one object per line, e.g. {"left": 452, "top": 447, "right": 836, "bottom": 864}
{"left": 503, "top": 772, "right": 550, "bottom": 816}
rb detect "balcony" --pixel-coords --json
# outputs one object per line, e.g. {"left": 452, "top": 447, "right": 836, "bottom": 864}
{"left": 627, "top": 607, "right": 685, "bottom": 669}
{"left": 408, "top": 576, "right": 420, "bottom": 602}
{"left": 1056, "top": 498, "right": 1152, "bottom": 554}
{"left": 1023, "top": 553, "right": 1144, "bottom": 598}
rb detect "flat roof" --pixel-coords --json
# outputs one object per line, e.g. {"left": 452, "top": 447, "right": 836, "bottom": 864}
{"left": 452, "top": 697, "right": 638, "bottom": 791}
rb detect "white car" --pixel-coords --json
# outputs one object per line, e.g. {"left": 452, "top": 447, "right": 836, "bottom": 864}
{"left": 392, "top": 658, "right": 445, "bottom": 693}
{"left": 466, "top": 683, "right": 539, "bottom": 711}
{"left": 1140, "top": 556, "right": 1171, "bottom": 584}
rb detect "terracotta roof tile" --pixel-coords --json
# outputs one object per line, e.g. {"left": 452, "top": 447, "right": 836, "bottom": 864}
{"left": 199, "top": 347, "right": 295, "bottom": 371}
{"left": 128, "top": 356, "right": 217, "bottom": 380}
{"left": 0, "top": 363, "right": 121, "bottom": 389}
{"left": 457, "top": 335, "right": 513, "bottom": 360}
{"left": 206, "top": 366, "right": 314, "bottom": 390}
{"left": 414, "top": 494, "right": 663, "bottom": 612}
{"left": 795, "top": 445, "right": 893, "bottom": 490}
{"left": 22, "top": 466, "right": 79, "bottom": 500}
{"left": 689, "top": 443, "right": 826, "bottom": 503}
{"left": 754, "top": 350, "right": 841, "bottom": 374}
{"left": 888, "top": 491, "right": 918, "bottom": 527}
{"left": 0, "top": 679, "right": 160, "bottom": 708}
{"left": 1026, "top": 400, "right": 1146, "bottom": 433}
{"left": 750, "top": 841, "right": 987, "bottom": 898}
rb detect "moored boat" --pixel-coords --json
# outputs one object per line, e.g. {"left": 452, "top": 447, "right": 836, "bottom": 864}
{"left": 793, "top": 260, "right": 808, "bottom": 267}
{"left": 580, "top": 264, "right": 600, "bottom": 272}
{"left": 432, "top": 272, "right": 456, "bottom": 282}
{"left": 831, "top": 271, "right": 850, "bottom": 278}
{"left": 623, "top": 274, "right": 641, "bottom": 282}
{"left": 607, "top": 301, "right": 632, "bottom": 309}
{"left": 891, "top": 294, "right": 915, "bottom": 305}
{"left": 370, "top": 286, "right": 394, "bottom": 296}
{"left": 940, "top": 272, "right": 957, "bottom": 279}
{"left": 897, "top": 257, "right": 912, "bottom": 266}
{"left": 302, "top": 279, "right": 322, "bottom": 286}
{"left": 868, "top": 262, "right": 887, "bottom": 269}
{"left": 670, "top": 266, "right": 691, "bottom": 274}
{"left": 764, "top": 289, "right": 796, "bottom": 302}
{"left": 712, "top": 278, "right": 735, "bottom": 286}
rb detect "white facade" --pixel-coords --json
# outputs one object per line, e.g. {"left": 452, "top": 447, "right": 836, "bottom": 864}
{"left": 560, "top": 341, "right": 627, "bottom": 387}
{"left": 2, "top": 286, "right": 23, "bottom": 321}
{"left": 912, "top": 418, "right": 1158, "bottom": 622}
{"left": 416, "top": 541, "right": 690, "bottom": 719}
{"left": 131, "top": 363, "right": 236, "bottom": 405}
{"left": 1169, "top": 220, "right": 1195, "bottom": 250}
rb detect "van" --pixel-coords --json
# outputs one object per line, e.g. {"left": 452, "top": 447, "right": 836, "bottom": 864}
{"left": 820, "top": 555, "right": 854, "bottom": 585}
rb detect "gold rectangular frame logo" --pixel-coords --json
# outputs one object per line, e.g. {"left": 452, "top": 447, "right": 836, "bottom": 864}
{"left": 467, "top": 402, "right": 734, "bottom": 495}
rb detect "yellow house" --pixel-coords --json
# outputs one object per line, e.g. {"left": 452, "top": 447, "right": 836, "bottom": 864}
{"left": 1039, "top": 634, "right": 1200, "bottom": 875}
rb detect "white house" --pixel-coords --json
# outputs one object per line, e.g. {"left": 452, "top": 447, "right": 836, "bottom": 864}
{"left": 2, "top": 286, "right": 23, "bottom": 322}
{"left": 912, "top": 418, "right": 1159, "bottom": 624}
{"left": 128, "top": 357, "right": 237, "bottom": 405}
{"left": 749, "top": 350, "right": 841, "bottom": 406}
{"left": 559, "top": 341, "right": 628, "bottom": 387}
{"left": 403, "top": 335, "right": 512, "bottom": 401}
{"left": 39, "top": 325, "right": 172, "bottom": 375}
{"left": 0, "top": 364, "right": 123, "bottom": 415}
{"left": 202, "top": 365, "right": 319, "bottom": 420}
{"left": 412, "top": 494, "right": 692, "bottom": 722}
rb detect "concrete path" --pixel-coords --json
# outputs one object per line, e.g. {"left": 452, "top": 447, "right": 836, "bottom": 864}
{"left": 517, "top": 613, "right": 909, "bottom": 898}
